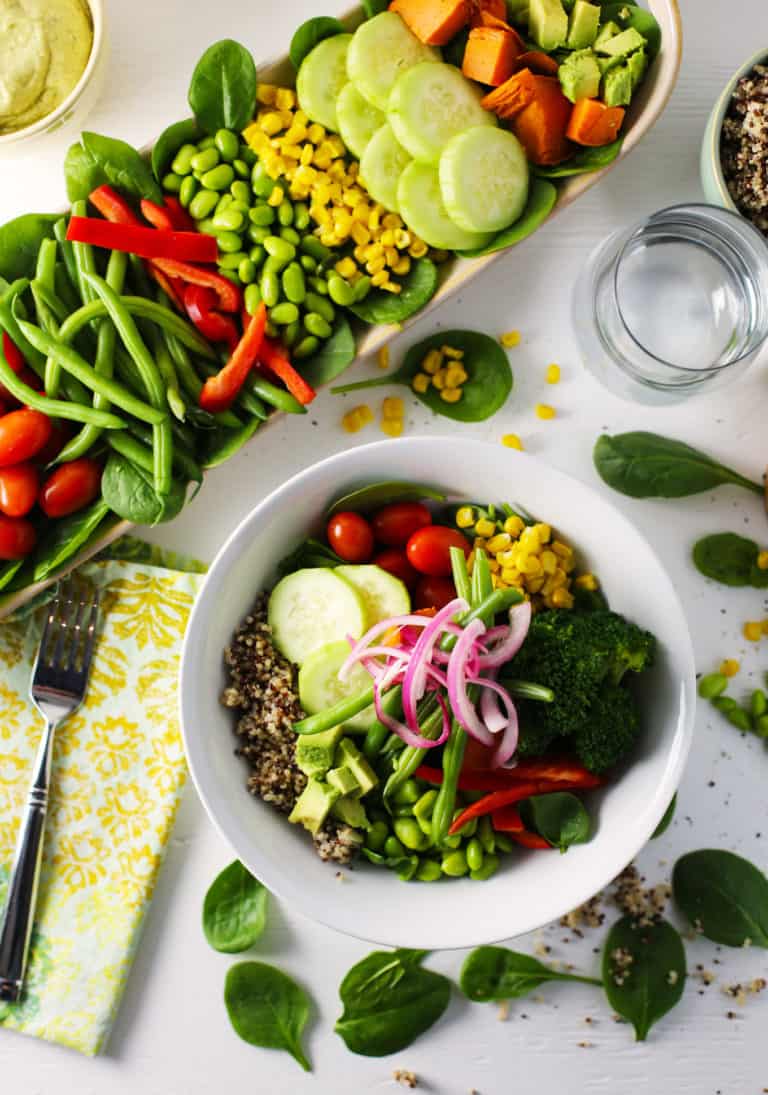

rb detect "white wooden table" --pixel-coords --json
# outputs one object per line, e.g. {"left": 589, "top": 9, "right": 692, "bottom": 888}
{"left": 1, "top": 1, "right": 766, "bottom": 1091}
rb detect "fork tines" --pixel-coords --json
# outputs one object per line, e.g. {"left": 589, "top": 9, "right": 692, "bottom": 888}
{"left": 36, "top": 578, "right": 99, "bottom": 682}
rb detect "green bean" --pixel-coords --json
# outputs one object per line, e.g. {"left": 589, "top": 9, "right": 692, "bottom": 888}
{"left": 58, "top": 295, "right": 216, "bottom": 359}
{"left": 247, "top": 375, "right": 306, "bottom": 415}
{"left": 415, "top": 860, "right": 441, "bottom": 882}
{"left": 477, "top": 816, "right": 495, "bottom": 855}
{"left": 147, "top": 321, "right": 185, "bottom": 420}
{"left": 70, "top": 199, "right": 97, "bottom": 304}
{"left": 202, "top": 417, "right": 261, "bottom": 469}
{"left": 195, "top": 360, "right": 268, "bottom": 421}
{"left": 362, "top": 686, "right": 403, "bottom": 759}
{"left": 450, "top": 545, "right": 472, "bottom": 602}
{"left": 106, "top": 430, "right": 154, "bottom": 471}
{"left": 0, "top": 280, "right": 48, "bottom": 375}
{"left": 382, "top": 701, "right": 443, "bottom": 802}
{"left": 500, "top": 679, "right": 555, "bottom": 702}
{"left": 698, "top": 673, "right": 728, "bottom": 700}
{"left": 52, "top": 218, "right": 79, "bottom": 293}
{"left": 127, "top": 421, "right": 203, "bottom": 483}
{"left": 494, "top": 833, "right": 513, "bottom": 853}
{"left": 472, "top": 548, "right": 493, "bottom": 607}
{"left": 54, "top": 263, "right": 81, "bottom": 316}
{"left": 35, "top": 238, "right": 57, "bottom": 291}
{"left": 452, "top": 806, "right": 477, "bottom": 838}
{"left": 153, "top": 420, "right": 173, "bottom": 495}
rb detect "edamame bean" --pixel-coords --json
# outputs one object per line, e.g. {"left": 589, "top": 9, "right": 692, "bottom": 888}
{"left": 394, "top": 779, "right": 421, "bottom": 806}
{"left": 231, "top": 180, "right": 251, "bottom": 204}
{"left": 179, "top": 175, "right": 197, "bottom": 208}
{"left": 251, "top": 163, "right": 276, "bottom": 198}
{"left": 328, "top": 274, "right": 355, "bottom": 307}
{"left": 217, "top": 231, "right": 243, "bottom": 254}
{"left": 216, "top": 192, "right": 233, "bottom": 214}
{"left": 416, "top": 860, "right": 441, "bottom": 882}
{"left": 300, "top": 236, "right": 331, "bottom": 262}
{"left": 470, "top": 853, "right": 500, "bottom": 881}
{"left": 366, "top": 820, "right": 389, "bottom": 852}
{"left": 197, "top": 217, "right": 216, "bottom": 236}
{"left": 451, "top": 809, "right": 477, "bottom": 839}
{"left": 494, "top": 833, "right": 513, "bottom": 853}
{"left": 294, "top": 203, "right": 310, "bottom": 231}
{"left": 277, "top": 200, "right": 294, "bottom": 227}
{"left": 466, "top": 838, "right": 484, "bottom": 873}
{"left": 698, "top": 673, "right": 728, "bottom": 699}
{"left": 712, "top": 696, "right": 739, "bottom": 714}
{"left": 756, "top": 714, "right": 768, "bottom": 738}
{"left": 249, "top": 245, "right": 265, "bottom": 268}
{"left": 244, "top": 283, "right": 263, "bottom": 315}
{"left": 189, "top": 188, "right": 219, "bottom": 221}
{"left": 198, "top": 135, "right": 216, "bottom": 151}
{"left": 238, "top": 258, "right": 256, "bottom": 284}
{"left": 163, "top": 171, "right": 183, "bottom": 193}
{"left": 250, "top": 205, "right": 275, "bottom": 227}
{"left": 305, "top": 292, "right": 334, "bottom": 322}
{"left": 384, "top": 835, "right": 405, "bottom": 859}
{"left": 283, "top": 320, "right": 301, "bottom": 348}
{"left": 213, "top": 209, "right": 245, "bottom": 233}
{"left": 191, "top": 147, "right": 220, "bottom": 174}
{"left": 218, "top": 251, "right": 248, "bottom": 271}
{"left": 394, "top": 817, "right": 431, "bottom": 851}
{"left": 442, "top": 832, "right": 462, "bottom": 850}
{"left": 249, "top": 225, "right": 271, "bottom": 246}
{"left": 215, "top": 128, "right": 240, "bottom": 161}
{"left": 304, "top": 312, "right": 333, "bottom": 339}
{"left": 478, "top": 816, "right": 495, "bottom": 854}
{"left": 260, "top": 268, "right": 281, "bottom": 308}
{"left": 293, "top": 335, "right": 319, "bottom": 359}
{"left": 352, "top": 275, "right": 372, "bottom": 301}
{"left": 279, "top": 226, "right": 301, "bottom": 247}
{"left": 413, "top": 789, "right": 438, "bottom": 821}
{"left": 233, "top": 158, "right": 250, "bottom": 178}
{"left": 300, "top": 254, "right": 317, "bottom": 273}
{"left": 392, "top": 803, "right": 415, "bottom": 818}
{"left": 219, "top": 269, "right": 242, "bottom": 286}
{"left": 269, "top": 302, "right": 299, "bottom": 325}
{"left": 202, "top": 163, "right": 235, "bottom": 191}
{"left": 171, "top": 143, "right": 197, "bottom": 175}
{"left": 441, "top": 849, "right": 468, "bottom": 877}
{"left": 263, "top": 236, "right": 296, "bottom": 268}
{"left": 724, "top": 708, "right": 753, "bottom": 732}
{"left": 308, "top": 275, "right": 328, "bottom": 295}
{"left": 750, "top": 689, "right": 767, "bottom": 718}
{"left": 282, "top": 262, "right": 306, "bottom": 304}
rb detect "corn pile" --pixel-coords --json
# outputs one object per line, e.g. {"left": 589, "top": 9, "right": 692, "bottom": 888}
{"left": 412, "top": 345, "right": 467, "bottom": 404}
{"left": 243, "top": 85, "right": 431, "bottom": 294}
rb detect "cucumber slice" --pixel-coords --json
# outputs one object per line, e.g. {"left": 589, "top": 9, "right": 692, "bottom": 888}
{"left": 337, "top": 83, "right": 386, "bottom": 160}
{"left": 439, "top": 126, "right": 530, "bottom": 234}
{"left": 347, "top": 11, "right": 440, "bottom": 111}
{"left": 397, "top": 161, "right": 493, "bottom": 251}
{"left": 298, "top": 640, "right": 376, "bottom": 731}
{"left": 388, "top": 62, "right": 496, "bottom": 165}
{"left": 335, "top": 564, "right": 411, "bottom": 624}
{"left": 268, "top": 568, "right": 365, "bottom": 666}
{"left": 359, "top": 124, "right": 412, "bottom": 213}
{"left": 296, "top": 34, "right": 353, "bottom": 132}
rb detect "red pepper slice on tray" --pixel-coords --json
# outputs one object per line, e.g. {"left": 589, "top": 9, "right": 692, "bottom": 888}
{"left": 151, "top": 257, "right": 242, "bottom": 313}
{"left": 199, "top": 302, "right": 267, "bottom": 414}
{"left": 89, "top": 184, "right": 140, "bottom": 225}
{"left": 184, "top": 285, "right": 239, "bottom": 352}
{"left": 66, "top": 217, "right": 218, "bottom": 264}
{"left": 259, "top": 337, "right": 316, "bottom": 406}
{"left": 140, "top": 197, "right": 195, "bottom": 232}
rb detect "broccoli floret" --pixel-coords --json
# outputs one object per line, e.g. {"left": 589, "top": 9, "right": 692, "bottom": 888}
{"left": 586, "top": 610, "right": 656, "bottom": 685}
{"left": 571, "top": 684, "right": 642, "bottom": 773}
{"left": 515, "top": 710, "right": 560, "bottom": 758}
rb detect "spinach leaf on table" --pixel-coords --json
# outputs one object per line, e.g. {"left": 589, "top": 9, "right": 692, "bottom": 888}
{"left": 65, "top": 132, "right": 162, "bottom": 205}
{"left": 101, "top": 453, "right": 186, "bottom": 526}
{"left": 519, "top": 792, "right": 591, "bottom": 852}
{"left": 692, "top": 533, "right": 768, "bottom": 589}
{"left": 651, "top": 793, "right": 677, "bottom": 839}
{"left": 0, "top": 215, "right": 59, "bottom": 283}
{"left": 290, "top": 16, "right": 346, "bottom": 70}
{"left": 349, "top": 259, "right": 438, "bottom": 326}
{"left": 602, "top": 915, "right": 686, "bottom": 1041}
{"left": 460, "top": 946, "right": 601, "bottom": 1002}
{"left": 202, "top": 861, "right": 268, "bottom": 954}
{"left": 32, "top": 500, "right": 114, "bottom": 583}
{"left": 673, "top": 849, "right": 768, "bottom": 948}
{"left": 599, "top": 3, "right": 662, "bottom": 60}
{"left": 151, "top": 117, "right": 203, "bottom": 182}
{"left": 224, "top": 961, "right": 312, "bottom": 1071}
{"left": 593, "top": 432, "right": 763, "bottom": 498}
{"left": 298, "top": 315, "right": 356, "bottom": 388}
{"left": 534, "top": 139, "right": 623, "bottom": 178}
{"left": 457, "top": 178, "right": 557, "bottom": 258}
{"left": 188, "top": 39, "right": 258, "bottom": 135}
{"left": 335, "top": 949, "right": 451, "bottom": 1056}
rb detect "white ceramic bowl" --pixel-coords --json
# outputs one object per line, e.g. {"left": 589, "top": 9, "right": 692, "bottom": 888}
{"left": 0, "top": 0, "right": 107, "bottom": 149}
{"left": 180, "top": 438, "right": 695, "bottom": 949}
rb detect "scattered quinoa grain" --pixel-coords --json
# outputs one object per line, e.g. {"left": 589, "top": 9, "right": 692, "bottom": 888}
{"left": 393, "top": 1069, "right": 418, "bottom": 1088}
{"left": 720, "top": 63, "right": 768, "bottom": 235}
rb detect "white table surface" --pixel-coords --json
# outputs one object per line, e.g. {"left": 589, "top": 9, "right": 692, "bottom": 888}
{"left": 2, "top": 1, "right": 768, "bottom": 1091}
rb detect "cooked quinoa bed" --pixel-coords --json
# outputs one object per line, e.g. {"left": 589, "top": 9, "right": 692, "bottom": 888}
{"left": 221, "top": 594, "right": 360, "bottom": 864}
{"left": 720, "top": 63, "right": 768, "bottom": 234}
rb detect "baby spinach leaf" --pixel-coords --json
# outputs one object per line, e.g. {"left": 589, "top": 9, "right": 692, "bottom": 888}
{"left": 460, "top": 946, "right": 601, "bottom": 1001}
{"left": 0, "top": 559, "right": 24, "bottom": 593}
{"left": 361, "top": 0, "right": 389, "bottom": 16}
{"left": 151, "top": 117, "right": 203, "bottom": 182}
{"left": 534, "top": 139, "right": 623, "bottom": 178}
{"left": 673, "top": 849, "right": 768, "bottom": 948}
{"left": 457, "top": 178, "right": 557, "bottom": 258}
{"left": 32, "top": 500, "right": 113, "bottom": 583}
{"left": 290, "top": 17, "right": 346, "bottom": 70}
{"left": 335, "top": 949, "right": 451, "bottom": 1056}
{"left": 0, "top": 215, "right": 58, "bottom": 283}
{"left": 277, "top": 537, "right": 345, "bottom": 578}
{"left": 651, "top": 793, "right": 677, "bottom": 839}
{"left": 332, "top": 329, "right": 512, "bottom": 423}
{"left": 349, "top": 259, "right": 438, "bottom": 326}
{"left": 188, "top": 40, "right": 258, "bottom": 135}
{"left": 602, "top": 916, "right": 686, "bottom": 1041}
{"left": 65, "top": 132, "right": 162, "bottom": 205}
{"left": 692, "top": 533, "right": 768, "bottom": 589}
{"left": 298, "top": 315, "right": 356, "bottom": 387}
{"left": 224, "top": 961, "right": 312, "bottom": 1070}
{"left": 593, "top": 432, "right": 763, "bottom": 499}
{"left": 203, "top": 860, "right": 268, "bottom": 954}
{"left": 101, "top": 453, "right": 186, "bottom": 526}
{"left": 599, "top": 3, "right": 662, "bottom": 60}
{"left": 519, "top": 792, "right": 591, "bottom": 852}
{"left": 327, "top": 481, "right": 446, "bottom": 516}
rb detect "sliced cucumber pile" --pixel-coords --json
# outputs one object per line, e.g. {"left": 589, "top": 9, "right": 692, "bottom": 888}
{"left": 359, "top": 124, "right": 412, "bottom": 213}
{"left": 296, "top": 33, "right": 353, "bottom": 132}
{"left": 335, "top": 564, "right": 411, "bottom": 626}
{"left": 346, "top": 11, "right": 440, "bottom": 111}
{"left": 397, "top": 161, "right": 493, "bottom": 252}
{"left": 298, "top": 640, "right": 377, "bottom": 731}
{"left": 336, "top": 82, "right": 386, "bottom": 160}
{"left": 268, "top": 567, "right": 366, "bottom": 666}
{"left": 439, "top": 126, "right": 530, "bottom": 234}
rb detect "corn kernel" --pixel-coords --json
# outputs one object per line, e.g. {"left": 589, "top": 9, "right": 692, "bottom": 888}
{"left": 335, "top": 257, "right": 357, "bottom": 280}
{"left": 329, "top": 160, "right": 347, "bottom": 180}
{"left": 299, "top": 144, "right": 314, "bottom": 166}
{"left": 431, "top": 369, "right": 447, "bottom": 390}
{"left": 540, "top": 550, "right": 558, "bottom": 575}
{"left": 501, "top": 433, "right": 523, "bottom": 451}
{"left": 370, "top": 206, "right": 382, "bottom": 230}
{"left": 521, "top": 556, "right": 543, "bottom": 577}
{"left": 392, "top": 256, "right": 411, "bottom": 276}
{"left": 366, "top": 255, "right": 387, "bottom": 275}
{"left": 475, "top": 518, "right": 496, "bottom": 538}
{"left": 294, "top": 109, "right": 309, "bottom": 126}
{"left": 347, "top": 161, "right": 359, "bottom": 178}
{"left": 719, "top": 658, "right": 740, "bottom": 677}
{"left": 267, "top": 185, "right": 285, "bottom": 206}
{"left": 527, "top": 577, "right": 545, "bottom": 593}
{"left": 381, "top": 416, "right": 403, "bottom": 437}
{"left": 412, "top": 372, "right": 431, "bottom": 394}
{"left": 503, "top": 514, "right": 525, "bottom": 536}
{"left": 294, "top": 164, "right": 317, "bottom": 185}
{"left": 353, "top": 202, "right": 371, "bottom": 223}
{"left": 257, "top": 84, "right": 278, "bottom": 105}
{"left": 519, "top": 527, "right": 541, "bottom": 553}
{"left": 488, "top": 558, "right": 501, "bottom": 574}
{"left": 350, "top": 223, "right": 370, "bottom": 247}
{"left": 342, "top": 405, "right": 373, "bottom": 433}
{"left": 442, "top": 346, "right": 464, "bottom": 360}
{"left": 275, "top": 87, "right": 296, "bottom": 111}
{"left": 353, "top": 244, "right": 368, "bottom": 263}
{"left": 422, "top": 349, "right": 443, "bottom": 375}
{"left": 758, "top": 551, "right": 768, "bottom": 570}
{"left": 364, "top": 242, "right": 384, "bottom": 261}
{"left": 381, "top": 280, "right": 401, "bottom": 293}
{"left": 313, "top": 206, "right": 332, "bottom": 226}
{"left": 441, "top": 387, "right": 462, "bottom": 404}
{"left": 409, "top": 239, "right": 428, "bottom": 259}
{"left": 486, "top": 533, "right": 511, "bottom": 553}
{"left": 382, "top": 396, "right": 404, "bottom": 418}
{"left": 497, "top": 549, "right": 516, "bottom": 568}
{"left": 384, "top": 246, "right": 400, "bottom": 267}
{"left": 380, "top": 212, "right": 400, "bottom": 230}
{"left": 546, "top": 363, "right": 561, "bottom": 384}
{"left": 574, "top": 573, "right": 599, "bottom": 591}
{"left": 561, "top": 555, "right": 576, "bottom": 573}
{"left": 744, "top": 621, "right": 763, "bottom": 642}
{"left": 259, "top": 111, "right": 284, "bottom": 136}
{"left": 536, "top": 403, "right": 556, "bottom": 420}
{"left": 326, "top": 135, "right": 346, "bottom": 158}
{"left": 551, "top": 587, "right": 574, "bottom": 609}
{"left": 379, "top": 229, "right": 396, "bottom": 248}
{"left": 456, "top": 506, "right": 475, "bottom": 529}
{"left": 534, "top": 522, "right": 551, "bottom": 543}
{"left": 377, "top": 344, "right": 390, "bottom": 370}
{"left": 370, "top": 270, "right": 389, "bottom": 287}
{"left": 500, "top": 330, "right": 521, "bottom": 348}
{"left": 285, "top": 123, "right": 308, "bottom": 143}
{"left": 280, "top": 144, "right": 302, "bottom": 160}
{"left": 501, "top": 567, "right": 520, "bottom": 585}
{"left": 550, "top": 568, "right": 567, "bottom": 589}
{"left": 394, "top": 229, "right": 411, "bottom": 249}
{"left": 551, "top": 540, "right": 572, "bottom": 559}
{"left": 444, "top": 365, "right": 468, "bottom": 387}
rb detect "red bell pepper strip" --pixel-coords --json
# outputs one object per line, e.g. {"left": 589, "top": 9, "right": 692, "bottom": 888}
{"left": 199, "top": 302, "right": 267, "bottom": 413}
{"left": 141, "top": 197, "right": 196, "bottom": 232}
{"left": 447, "top": 774, "right": 601, "bottom": 836}
{"left": 416, "top": 760, "right": 600, "bottom": 792}
{"left": 163, "top": 196, "right": 196, "bottom": 231}
{"left": 89, "top": 184, "right": 141, "bottom": 225}
{"left": 510, "top": 830, "right": 553, "bottom": 850}
{"left": 149, "top": 265, "right": 186, "bottom": 311}
{"left": 184, "top": 284, "right": 239, "bottom": 352}
{"left": 259, "top": 337, "right": 316, "bottom": 406}
{"left": 490, "top": 805, "right": 524, "bottom": 832}
{"left": 151, "top": 257, "right": 242, "bottom": 313}
{"left": 66, "top": 217, "right": 218, "bottom": 264}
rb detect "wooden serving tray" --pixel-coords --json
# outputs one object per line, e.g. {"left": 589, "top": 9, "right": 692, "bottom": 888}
{"left": 0, "top": 0, "right": 682, "bottom": 619}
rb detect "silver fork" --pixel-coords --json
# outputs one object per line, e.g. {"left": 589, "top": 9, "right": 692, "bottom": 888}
{"left": 0, "top": 579, "right": 99, "bottom": 1003}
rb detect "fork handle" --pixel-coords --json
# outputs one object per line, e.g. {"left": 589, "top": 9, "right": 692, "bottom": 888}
{"left": 0, "top": 721, "right": 55, "bottom": 1003}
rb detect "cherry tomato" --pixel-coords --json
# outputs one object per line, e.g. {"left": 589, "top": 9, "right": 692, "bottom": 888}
{"left": 414, "top": 575, "right": 457, "bottom": 611}
{"left": 371, "top": 502, "right": 432, "bottom": 547}
{"left": 373, "top": 548, "right": 419, "bottom": 591}
{"left": 406, "top": 525, "right": 470, "bottom": 577}
{"left": 35, "top": 419, "right": 73, "bottom": 466}
{"left": 0, "top": 463, "right": 38, "bottom": 517}
{"left": 0, "top": 332, "right": 40, "bottom": 405}
{"left": 0, "top": 514, "right": 36, "bottom": 559}
{"left": 39, "top": 458, "right": 102, "bottom": 518}
{"left": 326, "top": 511, "right": 374, "bottom": 563}
{"left": 0, "top": 409, "right": 52, "bottom": 467}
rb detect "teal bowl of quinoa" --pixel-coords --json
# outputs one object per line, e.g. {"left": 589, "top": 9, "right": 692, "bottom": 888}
{"left": 700, "top": 49, "right": 768, "bottom": 236}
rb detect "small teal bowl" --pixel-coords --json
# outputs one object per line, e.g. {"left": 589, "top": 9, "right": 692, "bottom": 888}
{"left": 700, "top": 47, "right": 768, "bottom": 212}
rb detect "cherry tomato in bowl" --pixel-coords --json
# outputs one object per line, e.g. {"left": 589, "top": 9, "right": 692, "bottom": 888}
{"left": 373, "top": 548, "right": 419, "bottom": 591}
{"left": 0, "top": 514, "right": 36, "bottom": 559}
{"left": 371, "top": 502, "right": 432, "bottom": 547}
{"left": 35, "top": 419, "right": 73, "bottom": 466}
{"left": 39, "top": 458, "right": 102, "bottom": 518}
{"left": 326, "top": 511, "right": 374, "bottom": 563}
{"left": 0, "top": 463, "right": 38, "bottom": 517}
{"left": 0, "top": 409, "right": 52, "bottom": 467}
{"left": 406, "top": 525, "right": 470, "bottom": 577}
{"left": 414, "top": 575, "right": 457, "bottom": 611}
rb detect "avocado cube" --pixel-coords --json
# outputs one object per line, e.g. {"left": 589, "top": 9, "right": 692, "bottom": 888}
{"left": 626, "top": 47, "right": 648, "bottom": 89}
{"left": 595, "top": 27, "right": 646, "bottom": 58}
{"left": 566, "top": 0, "right": 600, "bottom": 49}
{"left": 336, "top": 738, "right": 378, "bottom": 796}
{"left": 327, "top": 765, "right": 360, "bottom": 797}
{"left": 288, "top": 778, "right": 340, "bottom": 835}
{"left": 593, "top": 20, "right": 621, "bottom": 49}
{"left": 559, "top": 49, "right": 601, "bottom": 103}
{"left": 295, "top": 726, "right": 343, "bottom": 779}
{"left": 332, "top": 795, "right": 370, "bottom": 830}
{"left": 602, "top": 63, "right": 633, "bottom": 106}
{"left": 528, "top": 0, "right": 569, "bottom": 51}
{"left": 597, "top": 52, "right": 623, "bottom": 75}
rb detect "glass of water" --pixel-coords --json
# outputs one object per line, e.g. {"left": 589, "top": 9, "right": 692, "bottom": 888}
{"left": 572, "top": 203, "right": 768, "bottom": 404}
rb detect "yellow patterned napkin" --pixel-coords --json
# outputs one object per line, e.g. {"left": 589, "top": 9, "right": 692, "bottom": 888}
{"left": 0, "top": 539, "right": 206, "bottom": 1055}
